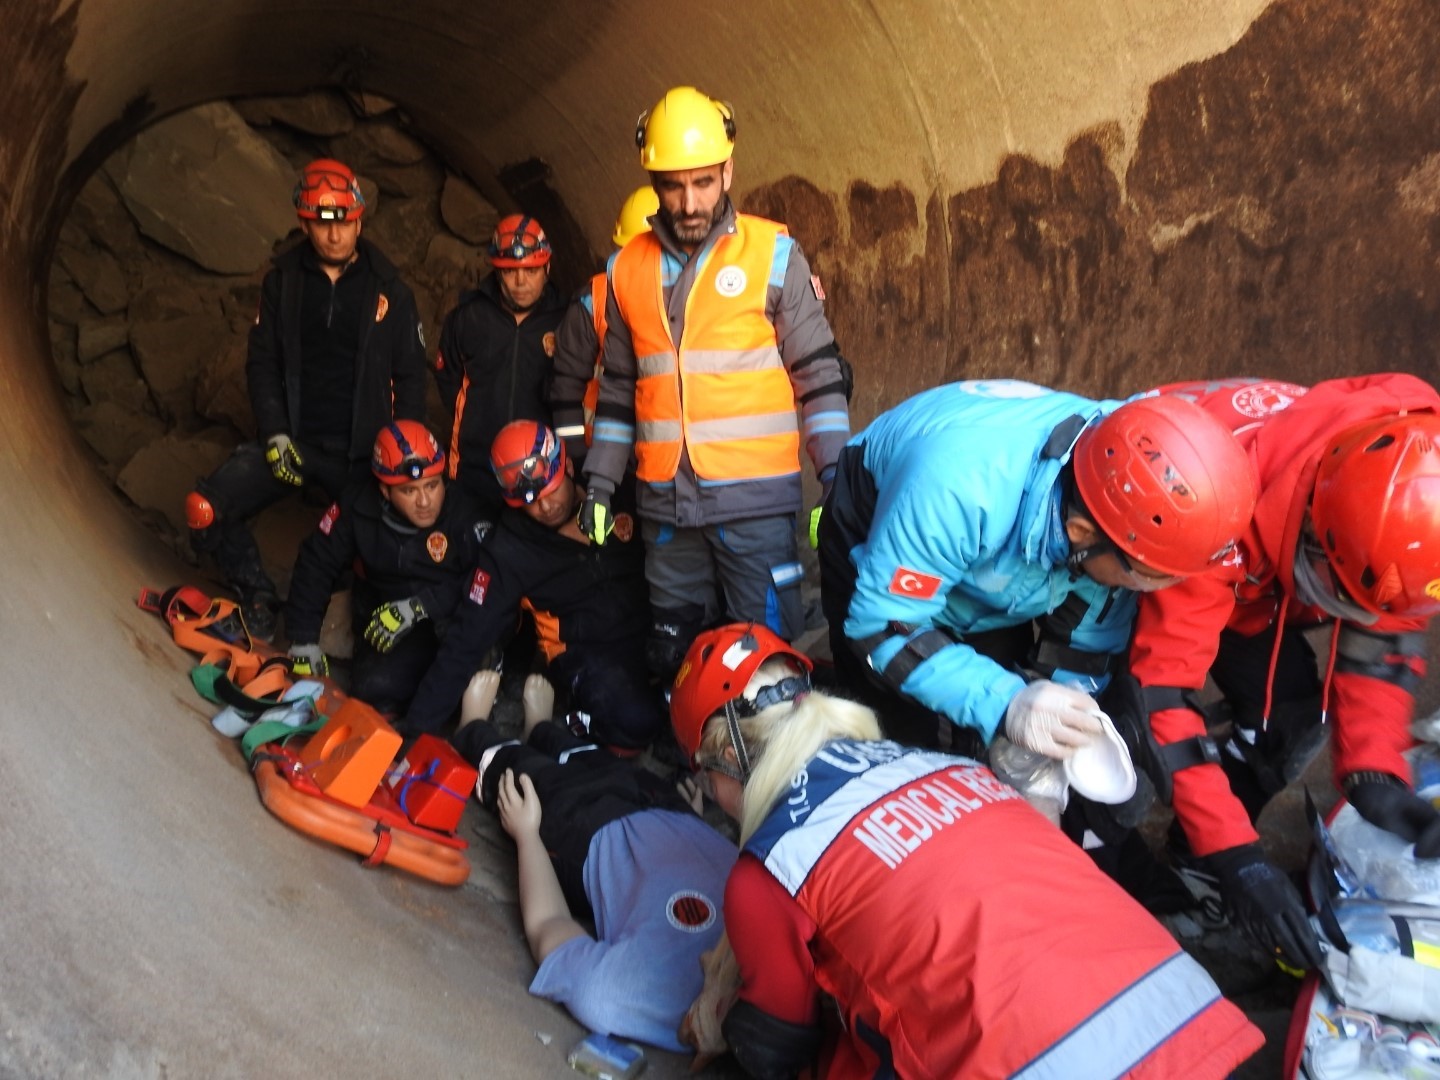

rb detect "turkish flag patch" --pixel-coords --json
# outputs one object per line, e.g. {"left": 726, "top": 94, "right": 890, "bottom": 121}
{"left": 469, "top": 568, "right": 490, "bottom": 605}
{"left": 810, "top": 274, "right": 826, "bottom": 301}
{"left": 318, "top": 503, "right": 340, "bottom": 536}
{"left": 888, "top": 566, "right": 943, "bottom": 600}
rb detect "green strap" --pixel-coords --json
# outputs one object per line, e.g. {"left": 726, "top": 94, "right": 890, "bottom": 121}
{"left": 242, "top": 715, "right": 326, "bottom": 763}
{"left": 190, "top": 663, "right": 228, "bottom": 705}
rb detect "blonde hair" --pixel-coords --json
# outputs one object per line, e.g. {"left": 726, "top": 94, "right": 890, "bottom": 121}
{"left": 696, "top": 657, "right": 883, "bottom": 843}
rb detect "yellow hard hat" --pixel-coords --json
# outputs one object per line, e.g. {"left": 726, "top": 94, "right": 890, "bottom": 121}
{"left": 634, "top": 86, "right": 736, "bottom": 172}
{"left": 611, "top": 186, "right": 660, "bottom": 248}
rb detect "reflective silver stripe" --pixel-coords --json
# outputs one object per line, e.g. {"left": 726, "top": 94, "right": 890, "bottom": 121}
{"left": 1011, "top": 951, "right": 1223, "bottom": 1080}
{"left": 688, "top": 411, "right": 798, "bottom": 445}
{"left": 683, "top": 347, "right": 783, "bottom": 374}
{"left": 763, "top": 751, "right": 962, "bottom": 894}
{"left": 635, "top": 351, "right": 678, "bottom": 377}
{"left": 636, "top": 419, "right": 682, "bottom": 443}
{"left": 553, "top": 423, "right": 586, "bottom": 438}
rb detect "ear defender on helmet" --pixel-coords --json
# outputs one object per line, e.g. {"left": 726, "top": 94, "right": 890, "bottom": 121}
{"left": 635, "top": 87, "right": 737, "bottom": 172}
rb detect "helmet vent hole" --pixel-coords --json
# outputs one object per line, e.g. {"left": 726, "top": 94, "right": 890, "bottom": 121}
{"left": 1363, "top": 434, "right": 1396, "bottom": 453}
{"left": 1149, "top": 514, "right": 1163, "bottom": 527}
{"left": 1360, "top": 567, "right": 1377, "bottom": 588}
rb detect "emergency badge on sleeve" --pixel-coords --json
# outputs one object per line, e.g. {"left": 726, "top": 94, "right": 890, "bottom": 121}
{"left": 469, "top": 568, "right": 490, "bottom": 605}
{"left": 888, "top": 566, "right": 943, "bottom": 600}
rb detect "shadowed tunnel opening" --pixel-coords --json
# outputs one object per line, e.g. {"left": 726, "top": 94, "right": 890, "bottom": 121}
{"left": 4, "top": 0, "right": 1440, "bottom": 1074}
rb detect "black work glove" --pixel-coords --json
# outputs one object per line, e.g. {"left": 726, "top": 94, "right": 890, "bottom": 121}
{"left": 1205, "top": 841, "right": 1324, "bottom": 971}
{"left": 1346, "top": 771, "right": 1440, "bottom": 858}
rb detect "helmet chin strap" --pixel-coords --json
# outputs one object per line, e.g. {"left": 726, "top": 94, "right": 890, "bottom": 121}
{"left": 723, "top": 700, "right": 753, "bottom": 782}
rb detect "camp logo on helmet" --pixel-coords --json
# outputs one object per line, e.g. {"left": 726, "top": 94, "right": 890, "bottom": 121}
{"left": 427, "top": 532, "right": 448, "bottom": 563}
{"left": 714, "top": 266, "right": 747, "bottom": 298}
{"left": 1426, "top": 579, "right": 1440, "bottom": 603}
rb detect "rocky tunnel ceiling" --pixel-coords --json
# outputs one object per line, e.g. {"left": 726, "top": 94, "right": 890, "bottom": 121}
{"left": 3, "top": 0, "right": 1440, "bottom": 1073}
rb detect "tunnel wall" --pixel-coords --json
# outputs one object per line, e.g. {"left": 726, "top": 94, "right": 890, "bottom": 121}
{"left": 3, "top": 0, "right": 1440, "bottom": 1073}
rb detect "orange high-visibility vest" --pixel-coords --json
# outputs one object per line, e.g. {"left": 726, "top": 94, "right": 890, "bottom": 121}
{"left": 580, "top": 272, "right": 608, "bottom": 445}
{"left": 610, "top": 216, "right": 800, "bottom": 484}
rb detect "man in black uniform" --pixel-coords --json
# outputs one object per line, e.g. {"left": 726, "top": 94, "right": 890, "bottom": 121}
{"left": 283, "top": 421, "right": 487, "bottom": 715}
{"left": 435, "top": 214, "right": 566, "bottom": 516}
{"left": 401, "top": 420, "right": 663, "bottom": 752}
{"left": 186, "top": 158, "right": 428, "bottom": 640}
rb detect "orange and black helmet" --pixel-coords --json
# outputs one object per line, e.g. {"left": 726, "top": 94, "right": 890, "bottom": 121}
{"left": 490, "top": 420, "right": 566, "bottom": 506}
{"left": 488, "top": 214, "right": 552, "bottom": 268}
{"left": 372, "top": 421, "right": 445, "bottom": 484}
{"left": 293, "top": 158, "right": 365, "bottom": 222}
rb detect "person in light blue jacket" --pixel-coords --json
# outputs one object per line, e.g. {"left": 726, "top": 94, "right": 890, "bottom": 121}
{"left": 817, "top": 379, "right": 1258, "bottom": 759}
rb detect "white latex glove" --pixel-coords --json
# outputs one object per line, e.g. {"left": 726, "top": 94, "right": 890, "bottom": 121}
{"left": 1003, "top": 680, "right": 1105, "bottom": 760}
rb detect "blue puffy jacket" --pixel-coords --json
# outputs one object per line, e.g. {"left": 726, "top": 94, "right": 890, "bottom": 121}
{"left": 822, "top": 380, "right": 1136, "bottom": 742}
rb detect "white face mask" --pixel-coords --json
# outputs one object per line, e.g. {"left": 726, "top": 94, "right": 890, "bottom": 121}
{"left": 1293, "top": 535, "right": 1380, "bottom": 626}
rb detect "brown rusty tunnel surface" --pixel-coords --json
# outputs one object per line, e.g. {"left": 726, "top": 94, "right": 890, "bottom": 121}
{"left": 4, "top": 0, "right": 1440, "bottom": 1075}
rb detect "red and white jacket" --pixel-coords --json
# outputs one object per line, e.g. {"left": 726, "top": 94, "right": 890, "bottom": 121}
{"left": 730, "top": 739, "right": 1262, "bottom": 1079}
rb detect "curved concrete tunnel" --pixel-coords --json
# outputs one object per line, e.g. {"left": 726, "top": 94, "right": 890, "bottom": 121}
{"left": 4, "top": 0, "right": 1440, "bottom": 1073}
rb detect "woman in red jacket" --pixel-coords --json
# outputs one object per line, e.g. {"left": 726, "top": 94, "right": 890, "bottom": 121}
{"left": 671, "top": 622, "right": 1262, "bottom": 1080}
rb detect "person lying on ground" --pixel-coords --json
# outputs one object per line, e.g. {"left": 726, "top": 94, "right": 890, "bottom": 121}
{"left": 457, "top": 669, "right": 736, "bottom": 1051}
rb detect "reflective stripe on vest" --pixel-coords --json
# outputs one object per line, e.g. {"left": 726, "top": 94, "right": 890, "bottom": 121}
{"left": 611, "top": 216, "right": 800, "bottom": 484}
{"left": 1011, "top": 950, "right": 1224, "bottom": 1080}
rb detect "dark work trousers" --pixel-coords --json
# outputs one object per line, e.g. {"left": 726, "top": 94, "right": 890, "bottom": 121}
{"left": 192, "top": 440, "right": 364, "bottom": 597}
{"left": 1209, "top": 621, "right": 1324, "bottom": 822}
{"left": 453, "top": 719, "right": 691, "bottom": 917}
{"left": 549, "top": 642, "right": 668, "bottom": 751}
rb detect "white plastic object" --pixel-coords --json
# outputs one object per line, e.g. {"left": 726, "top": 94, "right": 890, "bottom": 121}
{"left": 1062, "top": 711, "right": 1137, "bottom": 804}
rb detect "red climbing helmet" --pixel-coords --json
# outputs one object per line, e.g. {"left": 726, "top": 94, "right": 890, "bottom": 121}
{"left": 372, "top": 421, "right": 445, "bottom": 484}
{"left": 670, "top": 623, "right": 813, "bottom": 767}
{"left": 1073, "top": 395, "right": 1258, "bottom": 579}
{"left": 490, "top": 420, "right": 566, "bottom": 506}
{"left": 1309, "top": 412, "right": 1440, "bottom": 618}
{"left": 293, "top": 159, "right": 365, "bottom": 221}
{"left": 488, "top": 214, "right": 552, "bottom": 268}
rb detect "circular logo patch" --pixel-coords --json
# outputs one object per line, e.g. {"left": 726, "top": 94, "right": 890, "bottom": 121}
{"left": 714, "top": 266, "right": 747, "bottom": 298}
{"left": 426, "top": 531, "right": 448, "bottom": 563}
{"left": 666, "top": 890, "right": 717, "bottom": 933}
{"left": 1230, "top": 381, "right": 1306, "bottom": 419}
{"left": 612, "top": 512, "right": 635, "bottom": 543}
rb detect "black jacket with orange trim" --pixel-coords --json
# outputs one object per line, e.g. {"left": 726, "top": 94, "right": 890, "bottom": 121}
{"left": 401, "top": 488, "right": 648, "bottom": 736}
{"left": 434, "top": 273, "right": 565, "bottom": 509}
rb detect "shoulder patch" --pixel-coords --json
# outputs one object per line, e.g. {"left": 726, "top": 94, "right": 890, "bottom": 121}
{"left": 469, "top": 568, "right": 490, "bottom": 605}
{"left": 375, "top": 293, "right": 389, "bottom": 322}
{"left": 810, "top": 274, "right": 826, "bottom": 301}
{"left": 612, "top": 512, "right": 635, "bottom": 543}
{"left": 542, "top": 331, "right": 557, "bottom": 358}
{"left": 888, "top": 567, "right": 943, "bottom": 600}
{"left": 318, "top": 503, "right": 340, "bottom": 536}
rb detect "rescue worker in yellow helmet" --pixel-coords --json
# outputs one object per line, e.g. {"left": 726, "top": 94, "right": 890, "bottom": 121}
{"left": 548, "top": 186, "right": 660, "bottom": 465}
{"left": 578, "top": 87, "right": 854, "bottom": 683}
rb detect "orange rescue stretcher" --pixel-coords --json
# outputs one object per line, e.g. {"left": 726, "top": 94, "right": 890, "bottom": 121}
{"left": 140, "top": 584, "right": 475, "bottom": 887}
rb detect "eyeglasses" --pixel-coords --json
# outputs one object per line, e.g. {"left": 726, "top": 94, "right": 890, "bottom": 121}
{"left": 694, "top": 757, "right": 744, "bottom": 803}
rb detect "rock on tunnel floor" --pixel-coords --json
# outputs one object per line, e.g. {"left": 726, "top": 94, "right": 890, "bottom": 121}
{"left": 5, "top": 1, "right": 1440, "bottom": 1076}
